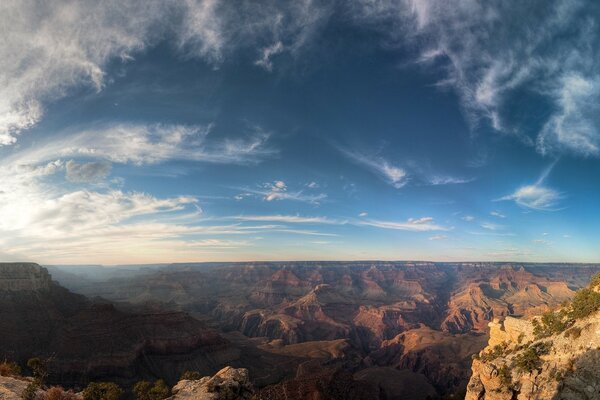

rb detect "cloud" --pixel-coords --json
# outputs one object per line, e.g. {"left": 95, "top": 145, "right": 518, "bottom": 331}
{"left": 358, "top": 217, "right": 450, "bottom": 232}
{"left": 428, "top": 235, "right": 448, "bottom": 240}
{"left": 480, "top": 222, "right": 503, "bottom": 231}
{"left": 428, "top": 176, "right": 474, "bottom": 185}
{"left": 242, "top": 181, "right": 327, "bottom": 204}
{"left": 499, "top": 184, "right": 562, "bottom": 211}
{"left": 339, "top": 149, "right": 408, "bottom": 188}
{"left": 490, "top": 211, "right": 506, "bottom": 219}
{"left": 353, "top": 1, "right": 600, "bottom": 157}
{"left": 65, "top": 160, "right": 112, "bottom": 183}
{"left": 9, "top": 123, "right": 274, "bottom": 166}
{"left": 537, "top": 74, "right": 600, "bottom": 156}
{"left": 255, "top": 41, "right": 285, "bottom": 71}
{"left": 358, "top": 212, "right": 368, "bottom": 217}
{"left": 232, "top": 215, "right": 338, "bottom": 224}
{"left": 498, "top": 161, "right": 563, "bottom": 211}
{"left": 0, "top": 0, "right": 332, "bottom": 146}
{"left": 461, "top": 215, "right": 475, "bottom": 222}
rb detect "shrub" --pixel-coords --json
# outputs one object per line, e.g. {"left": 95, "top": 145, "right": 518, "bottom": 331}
{"left": 82, "top": 382, "right": 123, "bottom": 400}
{"left": 532, "top": 310, "right": 571, "bottom": 339}
{"left": 480, "top": 342, "right": 510, "bottom": 362}
{"left": 180, "top": 370, "right": 202, "bottom": 380}
{"left": 512, "top": 347, "right": 542, "bottom": 373}
{"left": 133, "top": 380, "right": 170, "bottom": 400}
{"left": 589, "top": 272, "right": 600, "bottom": 289}
{"left": 27, "top": 358, "right": 48, "bottom": 385}
{"left": 568, "top": 288, "right": 600, "bottom": 320}
{"left": 497, "top": 364, "right": 512, "bottom": 386}
{"left": 0, "top": 360, "right": 22, "bottom": 377}
{"left": 39, "top": 387, "right": 80, "bottom": 400}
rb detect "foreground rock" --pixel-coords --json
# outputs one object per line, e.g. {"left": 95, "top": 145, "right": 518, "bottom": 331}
{"left": 466, "top": 313, "right": 600, "bottom": 399}
{"left": 169, "top": 367, "right": 254, "bottom": 399}
{"left": 0, "top": 376, "right": 30, "bottom": 400}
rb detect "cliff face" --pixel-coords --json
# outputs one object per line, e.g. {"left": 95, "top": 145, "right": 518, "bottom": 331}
{"left": 0, "top": 263, "right": 52, "bottom": 291}
{"left": 0, "top": 263, "right": 234, "bottom": 386}
{"left": 466, "top": 314, "right": 600, "bottom": 400}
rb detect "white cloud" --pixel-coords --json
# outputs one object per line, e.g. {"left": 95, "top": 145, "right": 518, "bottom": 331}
{"left": 428, "top": 235, "right": 448, "bottom": 240}
{"left": 244, "top": 181, "right": 327, "bottom": 204}
{"left": 499, "top": 184, "right": 562, "bottom": 211}
{"left": 339, "top": 149, "right": 408, "bottom": 188}
{"left": 0, "top": 0, "right": 332, "bottom": 145}
{"left": 232, "top": 215, "right": 338, "bottom": 224}
{"left": 537, "top": 74, "right": 600, "bottom": 156}
{"left": 462, "top": 215, "right": 475, "bottom": 222}
{"left": 358, "top": 212, "right": 368, "bottom": 217}
{"left": 428, "top": 176, "right": 474, "bottom": 185}
{"left": 353, "top": 1, "right": 600, "bottom": 157}
{"left": 358, "top": 217, "right": 450, "bottom": 232}
{"left": 8, "top": 123, "right": 274, "bottom": 166}
{"left": 480, "top": 222, "right": 503, "bottom": 231}
{"left": 255, "top": 41, "right": 285, "bottom": 71}
{"left": 490, "top": 211, "right": 506, "bottom": 219}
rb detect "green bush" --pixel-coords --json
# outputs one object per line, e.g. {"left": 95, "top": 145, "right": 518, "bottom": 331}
{"left": 512, "top": 347, "right": 542, "bottom": 373}
{"left": 532, "top": 311, "right": 570, "bottom": 339}
{"left": 480, "top": 342, "right": 510, "bottom": 362}
{"left": 497, "top": 364, "right": 512, "bottom": 386}
{"left": 180, "top": 370, "right": 202, "bottom": 380}
{"left": 568, "top": 288, "right": 600, "bottom": 320}
{"left": 27, "top": 358, "right": 48, "bottom": 385}
{"left": 589, "top": 272, "right": 600, "bottom": 289}
{"left": 511, "top": 342, "right": 551, "bottom": 373}
{"left": 133, "top": 379, "right": 170, "bottom": 400}
{"left": 82, "top": 382, "right": 123, "bottom": 400}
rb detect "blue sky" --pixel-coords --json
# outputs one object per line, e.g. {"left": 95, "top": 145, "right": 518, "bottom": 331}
{"left": 1, "top": 0, "right": 599, "bottom": 264}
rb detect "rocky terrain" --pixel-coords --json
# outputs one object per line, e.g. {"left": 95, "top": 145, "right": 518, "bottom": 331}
{"left": 466, "top": 277, "right": 600, "bottom": 399}
{"left": 3, "top": 262, "right": 600, "bottom": 399}
{"left": 47, "top": 261, "right": 600, "bottom": 398}
{"left": 0, "top": 263, "right": 239, "bottom": 387}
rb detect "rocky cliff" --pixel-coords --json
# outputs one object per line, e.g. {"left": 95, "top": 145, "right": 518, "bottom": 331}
{"left": 0, "top": 263, "right": 235, "bottom": 386}
{"left": 466, "top": 279, "right": 600, "bottom": 400}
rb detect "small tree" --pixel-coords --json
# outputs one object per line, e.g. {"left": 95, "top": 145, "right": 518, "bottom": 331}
{"left": 82, "top": 382, "right": 123, "bottom": 400}
{"left": 569, "top": 288, "right": 600, "bottom": 320}
{"left": 180, "top": 370, "right": 202, "bottom": 380}
{"left": 134, "top": 380, "right": 170, "bottom": 400}
{"left": 27, "top": 358, "right": 48, "bottom": 386}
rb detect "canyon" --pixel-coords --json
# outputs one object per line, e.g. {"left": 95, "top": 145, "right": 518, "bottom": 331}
{"left": 3, "top": 262, "right": 600, "bottom": 399}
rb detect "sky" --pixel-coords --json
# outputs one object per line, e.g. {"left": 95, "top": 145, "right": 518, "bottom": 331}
{"left": 1, "top": 0, "right": 600, "bottom": 264}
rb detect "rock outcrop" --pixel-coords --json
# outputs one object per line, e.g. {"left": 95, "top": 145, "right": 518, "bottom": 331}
{"left": 0, "top": 376, "right": 30, "bottom": 400}
{"left": 466, "top": 314, "right": 600, "bottom": 399}
{"left": 169, "top": 367, "right": 254, "bottom": 400}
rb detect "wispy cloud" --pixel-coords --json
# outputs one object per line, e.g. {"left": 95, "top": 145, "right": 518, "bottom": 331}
{"left": 9, "top": 123, "right": 274, "bottom": 166}
{"left": 338, "top": 148, "right": 408, "bottom": 188}
{"left": 428, "top": 234, "right": 448, "bottom": 240}
{"left": 353, "top": 1, "right": 600, "bottom": 157}
{"left": 358, "top": 217, "right": 451, "bottom": 232}
{"left": 490, "top": 211, "right": 506, "bottom": 219}
{"left": 427, "top": 176, "right": 474, "bottom": 185}
{"left": 0, "top": 1, "right": 332, "bottom": 145}
{"left": 231, "top": 215, "right": 340, "bottom": 224}
{"left": 498, "top": 161, "right": 563, "bottom": 211}
{"left": 241, "top": 181, "right": 327, "bottom": 204}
